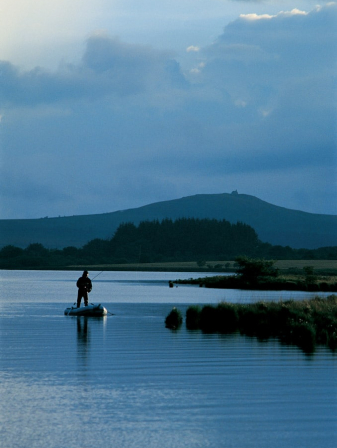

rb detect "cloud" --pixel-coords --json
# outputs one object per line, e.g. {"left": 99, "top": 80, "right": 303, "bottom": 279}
{"left": 82, "top": 34, "right": 189, "bottom": 91}
{"left": 194, "top": 3, "right": 336, "bottom": 119}
{"left": 0, "top": 3, "right": 336, "bottom": 218}
{"left": 0, "top": 34, "right": 188, "bottom": 108}
{"left": 240, "top": 9, "right": 308, "bottom": 21}
{"left": 186, "top": 46, "right": 200, "bottom": 52}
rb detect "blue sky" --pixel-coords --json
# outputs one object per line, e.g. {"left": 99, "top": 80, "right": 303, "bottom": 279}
{"left": 0, "top": 0, "right": 336, "bottom": 218}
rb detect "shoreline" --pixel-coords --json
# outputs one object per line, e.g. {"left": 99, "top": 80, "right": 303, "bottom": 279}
{"left": 1, "top": 259, "right": 337, "bottom": 274}
{"left": 173, "top": 273, "right": 337, "bottom": 293}
{"left": 165, "top": 295, "right": 337, "bottom": 353}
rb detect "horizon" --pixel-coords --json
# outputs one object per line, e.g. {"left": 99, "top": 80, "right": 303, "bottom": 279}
{"left": 0, "top": 2, "right": 336, "bottom": 219}
{"left": 1, "top": 191, "right": 337, "bottom": 221}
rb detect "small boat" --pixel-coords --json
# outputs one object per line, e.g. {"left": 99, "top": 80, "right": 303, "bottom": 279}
{"left": 64, "top": 303, "right": 108, "bottom": 317}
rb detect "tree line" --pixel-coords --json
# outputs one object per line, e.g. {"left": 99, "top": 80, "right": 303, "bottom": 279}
{"left": 0, "top": 218, "right": 336, "bottom": 268}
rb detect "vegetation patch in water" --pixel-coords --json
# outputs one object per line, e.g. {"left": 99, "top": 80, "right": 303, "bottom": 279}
{"left": 182, "top": 295, "right": 337, "bottom": 353}
{"left": 165, "top": 307, "right": 183, "bottom": 330}
{"left": 185, "top": 305, "right": 202, "bottom": 330}
{"left": 174, "top": 257, "right": 337, "bottom": 292}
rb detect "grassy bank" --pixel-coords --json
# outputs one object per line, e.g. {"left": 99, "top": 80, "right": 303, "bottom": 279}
{"left": 172, "top": 258, "right": 337, "bottom": 292}
{"left": 71, "top": 259, "right": 337, "bottom": 274}
{"left": 165, "top": 295, "right": 337, "bottom": 353}
{"left": 2, "top": 259, "right": 337, "bottom": 275}
{"left": 174, "top": 273, "right": 337, "bottom": 292}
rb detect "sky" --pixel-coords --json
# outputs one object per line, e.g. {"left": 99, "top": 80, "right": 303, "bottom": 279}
{"left": 0, "top": 0, "right": 336, "bottom": 219}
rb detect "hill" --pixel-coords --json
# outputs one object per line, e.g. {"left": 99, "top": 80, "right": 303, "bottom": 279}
{"left": 0, "top": 192, "right": 336, "bottom": 249}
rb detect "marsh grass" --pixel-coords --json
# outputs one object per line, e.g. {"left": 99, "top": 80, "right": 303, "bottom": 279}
{"left": 184, "top": 295, "right": 337, "bottom": 353}
{"left": 186, "top": 305, "right": 202, "bottom": 330}
{"left": 165, "top": 307, "right": 183, "bottom": 330}
{"left": 175, "top": 274, "right": 337, "bottom": 292}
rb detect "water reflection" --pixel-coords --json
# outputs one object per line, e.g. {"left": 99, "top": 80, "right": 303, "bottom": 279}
{"left": 77, "top": 317, "right": 89, "bottom": 344}
{"left": 76, "top": 316, "right": 108, "bottom": 370}
{"left": 77, "top": 317, "right": 90, "bottom": 370}
{"left": 1, "top": 271, "right": 336, "bottom": 448}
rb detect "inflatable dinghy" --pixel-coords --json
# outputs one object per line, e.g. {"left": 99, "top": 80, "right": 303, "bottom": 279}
{"left": 64, "top": 303, "right": 108, "bottom": 317}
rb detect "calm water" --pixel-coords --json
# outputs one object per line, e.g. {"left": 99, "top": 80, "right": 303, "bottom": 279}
{"left": 0, "top": 270, "right": 336, "bottom": 448}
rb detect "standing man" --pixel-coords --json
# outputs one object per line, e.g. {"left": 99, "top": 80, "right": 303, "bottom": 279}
{"left": 76, "top": 270, "right": 92, "bottom": 308}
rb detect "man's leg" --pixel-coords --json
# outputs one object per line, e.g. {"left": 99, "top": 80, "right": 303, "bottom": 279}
{"left": 77, "top": 291, "right": 82, "bottom": 308}
{"left": 84, "top": 292, "right": 89, "bottom": 306}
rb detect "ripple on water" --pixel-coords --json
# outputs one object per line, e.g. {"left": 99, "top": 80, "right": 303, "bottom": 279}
{"left": 0, "top": 272, "right": 336, "bottom": 448}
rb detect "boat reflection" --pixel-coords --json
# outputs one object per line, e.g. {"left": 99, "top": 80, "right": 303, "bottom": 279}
{"left": 76, "top": 317, "right": 90, "bottom": 370}
{"left": 77, "top": 316, "right": 89, "bottom": 345}
{"left": 76, "top": 316, "right": 107, "bottom": 371}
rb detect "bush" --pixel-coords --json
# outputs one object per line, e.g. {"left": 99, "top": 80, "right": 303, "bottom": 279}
{"left": 186, "top": 305, "right": 201, "bottom": 330}
{"left": 235, "top": 256, "right": 279, "bottom": 284}
{"left": 181, "top": 295, "right": 337, "bottom": 353}
{"left": 200, "top": 305, "right": 218, "bottom": 333}
{"left": 238, "top": 306, "right": 269, "bottom": 337}
{"left": 216, "top": 303, "right": 239, "bottom": 333}
{"left": 165, "top": 308, "right": 183, "bottom": 330}
{"left": 288, "top": 321, "right": 316, "bottom": 353}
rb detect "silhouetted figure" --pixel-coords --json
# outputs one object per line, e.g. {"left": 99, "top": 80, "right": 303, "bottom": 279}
{"left": 76, "top": 270, "right": 92, "bottom": 308}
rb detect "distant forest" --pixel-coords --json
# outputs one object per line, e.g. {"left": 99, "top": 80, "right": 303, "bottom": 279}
{"left": 0, "top": 218, "right": 336, "bottom": 268}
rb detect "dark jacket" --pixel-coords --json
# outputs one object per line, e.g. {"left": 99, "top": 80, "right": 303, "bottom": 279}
{"left": 76, "top": 276, "right": 92, "bottom": 292}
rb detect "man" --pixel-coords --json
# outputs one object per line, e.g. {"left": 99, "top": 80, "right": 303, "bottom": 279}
{"left": 76, "top": 270, "right": 92, "bottom": 308}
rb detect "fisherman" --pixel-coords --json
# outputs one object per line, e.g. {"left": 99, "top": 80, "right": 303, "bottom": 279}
{"left": 76, "top": 270, "right": 92, "bottom": 308}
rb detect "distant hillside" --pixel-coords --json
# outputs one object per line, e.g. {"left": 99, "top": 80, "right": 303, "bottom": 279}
{"left": 0, "top": 193, "right": 336, "bottom": 249}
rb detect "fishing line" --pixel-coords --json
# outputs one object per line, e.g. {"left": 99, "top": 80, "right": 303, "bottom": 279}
{"left": 74, "top": 270, "right": 115, "bottom": 314}
{"left": 91, "top": 270, "right": 104, "bottom": 281}
{"left": 90, "top": 271, "right": 115, "bottom": 314}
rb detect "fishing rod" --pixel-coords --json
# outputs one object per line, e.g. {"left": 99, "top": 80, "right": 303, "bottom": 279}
{"left": 91, "top": 270, "right": 104, "bottom": 281}
{"left": 90, "top": 271, "right": 115, "bottom": 314}
{"left": 70, "top": 270, "right": 115, "bottom": 315}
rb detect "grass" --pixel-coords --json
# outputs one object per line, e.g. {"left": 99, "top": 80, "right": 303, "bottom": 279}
{"left": 165, "top": 307, "right": 183, "bottom": 330}
{"left": 13, "top": 259, "right": 337, "bottom": 275}
{"left": 167, "top": 295, "right": 337, "bottom": 353}
{"left": 174, "top": 272, "right": 337, "bottom": 292}
{"left": 69, "top": 259, "right": 337, "bottom": 276}
{"left": 274, "top": 260, "right": 337, "bottom": 272}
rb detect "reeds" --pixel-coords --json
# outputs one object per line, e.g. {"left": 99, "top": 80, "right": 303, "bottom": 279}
{"left": 168, "top": 295, "right": 337, "bottom": 353}
{"left": 165, "top": 307, "right": 183, "bottom": 330}
{"left": 186, "top": 305, "right": 201, "bottom": 330}
{"left": 173, "top": 274, "right": 337, "bottom": 292}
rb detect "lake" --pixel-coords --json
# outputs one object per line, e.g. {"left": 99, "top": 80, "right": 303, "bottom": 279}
{"left": 0, "top": 270, "right": 336, "bottom": 448}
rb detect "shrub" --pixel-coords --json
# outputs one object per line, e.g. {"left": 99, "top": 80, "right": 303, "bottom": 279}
{"left": 200, "top": 305, "right": 218, "bottom": 333}
{"left": 186, "top": 305, "right": 201, "bottom": 330}
{"left": 238, "top": 306, "right": 267, "bottom": 337}
{"left": 173, "top": 296, "right": 337, "bottom": 353}
{"left": 165, "top": 308, "right": 183, "bottom": 330}
{"left": 288, "top": 321, "right": 316, "bottom": 353}
{"left": 216, "top": 303, "right": 239, "bottom": 333}
{"left": 235, "top": 256, "right": 279, "bottom": 284}
{"left": 303, "top": 266, "right": 317, "bottom": 284}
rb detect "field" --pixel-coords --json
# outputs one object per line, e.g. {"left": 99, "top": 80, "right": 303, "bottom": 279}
{"left": 71, "top": 259, "right": 337, "bottom": 274}
{"left": 273, "top": 260, "right": 337, "bottom": 271}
